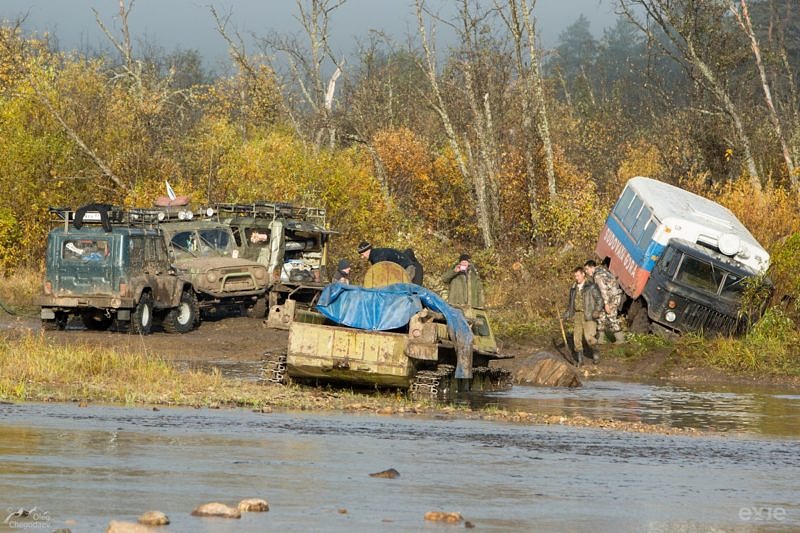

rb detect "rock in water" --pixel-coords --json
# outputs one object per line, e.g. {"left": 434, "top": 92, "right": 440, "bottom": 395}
{"left": 190, "top": 503, "right": 241, "bottom": 519}
{"left": 424, "top": 511, "right": 463, "bottom": 523}
{"left": 369, "top": 468, "right": 400, "bottom": 479}
{"left": 137, "top": 511, "right": 169, "bottom": 526}
{"left": 237, "top": 498, "right": 269, "bottom": 512}
{"left": 106, "top": 521, "right": 157, "bottom": 533}
{"left": 514, "top": 352, "right": 582, "bottom": 387}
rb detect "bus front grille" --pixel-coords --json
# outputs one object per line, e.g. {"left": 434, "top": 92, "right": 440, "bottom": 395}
{"left": 682, "top": 303, "right": 740, "bottom": 336}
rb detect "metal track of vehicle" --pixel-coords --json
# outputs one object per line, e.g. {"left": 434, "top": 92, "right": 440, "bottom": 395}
{"left": 409, "top": 364, "right": 513, "bottom": 399}
{"left": 472, "top": 365, "right": 514, "bottom": 391}
{"left": 409, "top": 364, "right": 455, "bottom": 399}
{"left": 262, "top": 351, "right": 288, "bottom": 384}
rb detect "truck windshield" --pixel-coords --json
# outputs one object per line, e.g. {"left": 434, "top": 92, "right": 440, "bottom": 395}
{"left": 170, "top": 229, "right": 235, "bottom": 258}
{"left": 720, "top": 272, "right": 746, "bottom": 298}
{"left": 62, "top": 238, "right": 110, "bottom": 263}
{"left": 674, "top": 254, "right": 726, "bottom": 294}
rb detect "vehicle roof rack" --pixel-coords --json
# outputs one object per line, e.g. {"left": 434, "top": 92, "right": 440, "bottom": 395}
{"left": 48, "top": 205, "right": 185, "bottom": 231}
{"left": 214, "top": 202, "right": 326, "bottom": 225}
{"left": 48, "top": 205, "right": 127, "bottom": 232}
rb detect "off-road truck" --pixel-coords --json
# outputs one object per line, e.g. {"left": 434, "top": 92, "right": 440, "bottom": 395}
{"left": 38, "top": 205, "right": 198, "bottom": 334}
{"left": 148, "top": 205, "right": 270, "bottom": 317}
{"left": 217, "top": 202, "right": 333, "bottom": 325}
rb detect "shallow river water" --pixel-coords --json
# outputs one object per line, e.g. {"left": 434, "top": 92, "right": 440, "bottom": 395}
{"left": 1, "top": 389, "right": 798, "bottom": 532}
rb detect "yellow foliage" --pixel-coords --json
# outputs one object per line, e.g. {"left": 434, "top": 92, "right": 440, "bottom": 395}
{"left": 373, "top": 128, "right": 472, "bottom": 239}
{"left": 617, "top": 141, "right": 666, "bottom": 188}
{"left": 686, "top": 177, "right": 800, "bottom": 248}
{"left": 216, "top": 128, "right": 396, "bottom": 256}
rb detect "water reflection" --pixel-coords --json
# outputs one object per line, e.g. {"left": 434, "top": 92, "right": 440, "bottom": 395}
{"left": 471, "top": 380, "right": 800, "bottom": 436}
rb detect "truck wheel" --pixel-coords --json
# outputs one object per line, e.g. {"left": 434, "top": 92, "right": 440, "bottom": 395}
{"left": 131, "top": 292, "right": 154, "bottom": 335}
{"left": 246, "top": 296, "right": 267, "bottom": 319}
{"left": 163, "top": 290, "right": 199, "bottom": 334}
{"left": 42, "top": 311, "right": 68, "bottom": 331}
{"left": 81, "top": 312, "right": 113, "bottom": 331}
{"left": 627, "top": 299, "right": 650, "bottom": 334}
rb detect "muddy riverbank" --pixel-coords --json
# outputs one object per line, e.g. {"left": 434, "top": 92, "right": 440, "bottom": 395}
{"left": 2, "top": 311, "right": 799, "bottom": 438}
{"left": 5, "top": 311, "right": 798, "bottom": 389}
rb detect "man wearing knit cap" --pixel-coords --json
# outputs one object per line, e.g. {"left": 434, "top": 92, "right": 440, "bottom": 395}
{"left": 442, "top": 253, "right": 484, "bottom": 308}
{"left": 332, "top": 258, "right": 351, "bottom": 284}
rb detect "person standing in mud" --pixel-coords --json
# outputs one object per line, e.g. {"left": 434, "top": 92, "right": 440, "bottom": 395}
{"left": 442, "top": 253, "right": 484, "bottom": 308}
{"left": 584, "top": 259, "right": 626, "bottom": 344}
{"left": 565, "top": 266, "right": 604, "bottom": 366}
{"left": 332, "top": 259, "right": 351, "bottom": 284}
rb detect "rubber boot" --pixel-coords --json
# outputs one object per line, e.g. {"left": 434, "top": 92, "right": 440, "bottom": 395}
{"left": 614, "top": 331, "right": 626, "bottom": 344}
{"left": 596, "top": 332, "right": 607, "bottom": 345}
{"left": 575, "top": 351, "right": 584, "bottom": 367}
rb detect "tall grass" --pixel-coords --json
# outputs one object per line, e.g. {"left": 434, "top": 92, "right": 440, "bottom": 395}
{"left": 0, "top": 331, "right": 425, "bottom": 409}
{"left": 0, "top": 267, "right": 41, "bottom": 313}
{"left": 675, "top": 308, "right": 800, "bottom": 375}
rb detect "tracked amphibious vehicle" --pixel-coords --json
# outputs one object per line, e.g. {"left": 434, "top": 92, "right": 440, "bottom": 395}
{"left": 264, "top": 262, "right": 512, "bottom": 398}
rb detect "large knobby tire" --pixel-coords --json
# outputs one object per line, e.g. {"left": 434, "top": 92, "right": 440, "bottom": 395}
{"left": 131, "top": 292, "right": 154, "bottom": 335}
{"left": 163, "top": 290, "right": 199, "bottom": 334}
{"left": 81, "top": 312, "right": 113, "bottom": 331}
{"left": 627, "top": 299, "right": 651, "bottom": 334}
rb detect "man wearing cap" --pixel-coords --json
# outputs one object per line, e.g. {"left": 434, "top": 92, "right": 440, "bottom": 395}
{"left": 442, "top": 253, "right": 484, "bottom": 308}
{"left": 332, "top": 259, "right": 352, "bottom": 284}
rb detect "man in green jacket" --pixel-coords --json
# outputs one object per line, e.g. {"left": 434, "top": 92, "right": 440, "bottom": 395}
{"left": 442, "top": 253, "right": 484, "bottom": 308}
{"left": 564, "top": 266, "right": 604, "bottom": 366}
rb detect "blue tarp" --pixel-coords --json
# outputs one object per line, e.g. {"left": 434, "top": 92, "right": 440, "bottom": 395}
{"left": 316, "top": 283, "right": 474, "bottom": 378}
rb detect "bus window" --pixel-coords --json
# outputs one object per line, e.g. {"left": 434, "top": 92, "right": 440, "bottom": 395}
{"left": 622, "top": 195, "right": 643, "bottom": 232}
{"left": 675, "top": 255, "right": 722, "bottom": 294}
{"left": 720, "top": 272, "right": 745, "bottom": 298}
{"left": 637, "top": 218, "right": 657, "bottom": 247}
{"left": 612, "top": 187, "right": 635, "bottom": 221}
{"left": 630, "top": 206, "right": 652, "bottom": 242}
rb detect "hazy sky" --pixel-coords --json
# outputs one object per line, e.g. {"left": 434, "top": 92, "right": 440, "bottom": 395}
{"left": 1, "top": 0, "right": 618, "bottom": 70}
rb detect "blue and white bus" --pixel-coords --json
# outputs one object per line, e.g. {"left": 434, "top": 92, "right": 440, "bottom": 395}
{"left": 595, "top": 177, "right": 770, "bottom": 335}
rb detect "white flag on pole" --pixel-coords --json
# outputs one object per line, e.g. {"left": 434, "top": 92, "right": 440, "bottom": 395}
{"left": 165, "top": 180, "right": 177, "bottom": 201}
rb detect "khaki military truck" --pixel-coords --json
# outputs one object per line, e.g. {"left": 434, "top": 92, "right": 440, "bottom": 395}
{"left": 135, "top": 204, "right": 270, "bottom": 318}
{"left": 216, "top": 202, "right": 333, "bottom": 326}
{"left": 264, "top": 262, "right": 512, "bottom": 398}
{"left": 38, "top": 205, "right": 198, "bottom": 334}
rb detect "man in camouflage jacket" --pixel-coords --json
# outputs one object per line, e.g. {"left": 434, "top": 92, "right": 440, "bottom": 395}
{"left": 584, "top": 259, "right": 626, "bottom": 344}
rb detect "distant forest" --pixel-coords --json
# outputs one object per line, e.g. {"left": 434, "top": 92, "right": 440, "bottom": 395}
{"left": 1, "top": 0, "right": 799, "bottom": 276}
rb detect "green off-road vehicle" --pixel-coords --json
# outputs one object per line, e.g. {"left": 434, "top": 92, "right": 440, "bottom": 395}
{"left": 148, "top": 205, "right": 270, "bottom": 317}
{"left": 217, "top": 202, "right": 333, "bottom": 326}
{"left": 38, "top": 205, "right": 198, "bottom": 334}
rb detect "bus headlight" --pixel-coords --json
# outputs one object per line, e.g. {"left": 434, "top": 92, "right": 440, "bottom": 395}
{"left": 665, "top": 310, "right": 677, "bottom": 322}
